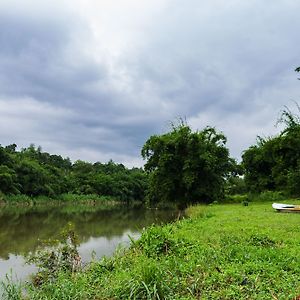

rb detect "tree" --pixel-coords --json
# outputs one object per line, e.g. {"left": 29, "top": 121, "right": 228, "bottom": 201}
{"left": 296, "top": 67, "right": 300, "bottom": 79}
{"left": 0, "top": 165, "right": 19, "bottom": 194}
{"left": 141, "top": 122, "right": 233, "bottom": 208}
{"left": 242, "top": 105, "right": 300, "bottom": 196}
{"left": 16, "top": 159, "right": 52, "bottom": 196}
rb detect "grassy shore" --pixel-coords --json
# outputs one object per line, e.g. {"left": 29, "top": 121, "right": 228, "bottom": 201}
{"left": 4, "top": 201, "right": 300, "bottom": 299}
{"left": 0, "top": 193, "right": 137, "bottom": 207}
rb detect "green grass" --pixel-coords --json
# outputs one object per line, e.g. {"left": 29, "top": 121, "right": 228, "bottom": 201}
{"left": 5, "top": 201, "right": 300, "bottom": 299}
{"left": 0, "top": 193, "right": 126, "bottom": 206}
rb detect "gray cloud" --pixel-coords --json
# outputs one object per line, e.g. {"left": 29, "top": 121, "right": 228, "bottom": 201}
{"left": 0, "top": 0, "right": 299, "bottom": 166}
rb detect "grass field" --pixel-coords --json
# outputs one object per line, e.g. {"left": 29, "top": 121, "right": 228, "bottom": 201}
{"left": 3, "top": 201, "right": 300, "bottom": 299}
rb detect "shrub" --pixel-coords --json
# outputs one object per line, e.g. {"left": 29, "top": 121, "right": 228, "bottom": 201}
{"left": 26, "top": 223, "right": 81, "bottom": 286}
{"left": 248, "top": 191, "right": 286, "bottom": 202}
{"left": 1, "top": 274, "right": 22, "bottom": 300}
{"left": 121, "top": 259, "right": 170, "bottom": 299}
{"left": 225, "top": 194, "right": 248, "bottom": 204}
{"left": 134, "top": 224, "right": 189, "bottom": 258}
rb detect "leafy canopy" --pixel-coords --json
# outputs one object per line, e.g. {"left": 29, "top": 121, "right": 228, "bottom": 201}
{"left": 141, "top": 122, "right": 233, "bottom": 208}
{"left": 242, "top": 104, "right": 300, "bottom": 196}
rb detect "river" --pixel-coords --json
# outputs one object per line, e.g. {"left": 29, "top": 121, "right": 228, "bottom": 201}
{"left": 0, "top": 204, "right": 178, "bottom": 282}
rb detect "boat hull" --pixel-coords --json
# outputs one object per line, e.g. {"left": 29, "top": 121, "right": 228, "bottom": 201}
{"left": 272, "top": 203, "right": 300, "bottom": 213}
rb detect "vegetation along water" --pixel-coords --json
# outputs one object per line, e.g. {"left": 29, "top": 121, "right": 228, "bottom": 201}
{"left": 2, "top": 201, "right": 300, "bottom": 299}
{"left": 0, "top": 205, "right": 178, "bottom": 283}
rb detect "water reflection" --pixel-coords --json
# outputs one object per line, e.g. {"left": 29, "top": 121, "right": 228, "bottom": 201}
{"left": 0, "top": 205, "right": 177, "bottom": 281}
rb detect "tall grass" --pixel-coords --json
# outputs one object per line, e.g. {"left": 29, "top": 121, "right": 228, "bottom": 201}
{"left": 1, "top": 274, "right": 22, "bottom": 300}
{"left": 225, "top": 190, "right": 291, "bottom": 204}
{"left": 1, "top": 193, "right": 120, "bottom": 206}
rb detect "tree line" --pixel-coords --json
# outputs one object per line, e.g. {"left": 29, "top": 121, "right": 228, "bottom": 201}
{"left": 0, "top": 144, "right": 147, "bottom": 203}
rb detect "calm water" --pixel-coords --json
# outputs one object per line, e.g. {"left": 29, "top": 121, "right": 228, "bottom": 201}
{"left": 0, "top": 204, "right": 178, "bottom": 282}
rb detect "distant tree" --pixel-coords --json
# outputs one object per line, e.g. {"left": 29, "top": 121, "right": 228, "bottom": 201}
{"left": 296, "top": 67, "right": 300, "bottom": 79}
{"left": 69, "top": 160, "right": 95, "bottom": 194}
{"left": 5, "top": 144, "right": 17, "bottom": 153}
{"left": 16, "top": 159, "right": 52, "bottom": 196}
{"left": 242, "top": 137, "right": 277, "bottom": 192}
{"left": 0, "top": 145, "right": 14, "bottom": 167}
{"left": 242, "top": 104, "right": 300, "bottom": 196}
{"left": 0, "top": 165, "right": 19, "bottom": 194}
{"left": 0, "top": 142, "right": 148, "bottom": 202}
{"left": 141, "top": 122, "right": 233, "bottom": 208}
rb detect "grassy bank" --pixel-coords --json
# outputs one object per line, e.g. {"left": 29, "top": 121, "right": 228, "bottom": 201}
{"left": 0, "top": 193, "right": 140, "bottom": 207}
{"left": 4, "top": 201, "right": 300, "bottom": 299}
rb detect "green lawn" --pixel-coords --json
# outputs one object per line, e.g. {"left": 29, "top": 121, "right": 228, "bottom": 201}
{"left": 8, "top": 201, "right": 300, "bottom": 299}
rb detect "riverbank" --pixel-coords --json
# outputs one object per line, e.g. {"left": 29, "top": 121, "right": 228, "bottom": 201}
{"left": 0, "top": 193, "right": 141, "bottom": 207}
{"left": 4, "top": 201, "right": 300, "bottom": 299}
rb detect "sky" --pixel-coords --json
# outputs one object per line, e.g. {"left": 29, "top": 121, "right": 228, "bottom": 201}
{"left": 0, "top": 0, "right": 299, "bottom": 167}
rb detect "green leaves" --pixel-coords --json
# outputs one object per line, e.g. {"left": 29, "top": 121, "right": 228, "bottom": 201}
{"left": 0, "top": 165, "right": 19, "bottom": 194}
{"left": 141, "top": 123, "right": 232, "bottom": 207}
{"left": 242, "top": 105, "right": 300, "bottom": 196}
{"left": 26, "top": 223, "right": 81, "bottom": 286}
{"left": 0, "top": 143, "right": 148, "bottom": 203}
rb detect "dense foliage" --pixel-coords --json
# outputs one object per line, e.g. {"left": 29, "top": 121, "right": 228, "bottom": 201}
{"left": 242, "top": 106, "right": 300, "bottom": 196}
{"left": 0, "top": 144, "right": 147, "bottom": 203}
{"left": 141, "top": 123, "right": 235, "bottom": 207}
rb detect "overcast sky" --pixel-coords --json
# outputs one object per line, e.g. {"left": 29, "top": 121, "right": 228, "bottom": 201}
{"left": 0, "top": 0, "right": 299, "bottom": 167}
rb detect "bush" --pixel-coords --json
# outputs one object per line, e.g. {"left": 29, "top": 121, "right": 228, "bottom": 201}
{"left": 1, "top": 274, "right": 22, "bottom": 300}
{"left": 225, "top": 194, "right": 248, "bottom": 204}
{"left": 120, "top": 258, "right": 170, "bottom": 300}
{"left": 4, "top": 194, "right": 32, "bottom": 204}
{"left": 134, "top": 224, "right": 189, "bottom": 258}
{"left": 26, "top": 223, "right": 81, "bottom": 286}
{"left": 59, "top": 193, "right": 114, "bottom": 203}
{"left": 248, "top": 191, "right": 286, "bottom": 202}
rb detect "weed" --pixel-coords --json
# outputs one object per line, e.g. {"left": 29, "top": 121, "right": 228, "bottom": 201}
{"left": 26, "top": 222, "right": 81, "bottom": 286}
{"left": 248, "top": 234, "right": 277, "bottom": 247}
{"left": 1, "top": 273, "right": 22, "bottom": 300}
{"left": 124, "top": 260, "right": 170, "bottom": 299}
{"left": 135, "top": 225, "right": 189, "bottom": 258}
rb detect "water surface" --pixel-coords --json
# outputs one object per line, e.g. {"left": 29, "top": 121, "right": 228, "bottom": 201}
{"left": 0, "top": 204, "right": 178, "bottom": 282}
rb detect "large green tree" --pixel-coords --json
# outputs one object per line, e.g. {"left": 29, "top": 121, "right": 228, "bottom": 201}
{"left": 141, "top": 123, "right": 233, "bottom": 208}
{"left": 242, "top": 106, "right": 300, "bottom": 196}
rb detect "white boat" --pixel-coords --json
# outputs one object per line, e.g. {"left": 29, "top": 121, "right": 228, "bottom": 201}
{"left": 272, "top": 203, "right": 300, "bottom": 213}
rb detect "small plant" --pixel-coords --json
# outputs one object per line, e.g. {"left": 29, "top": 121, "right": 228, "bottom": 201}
{"left": 209, "top": 200, "right": 219, "bottom": 206}
{"left": 135, "top": 225, "right": 175, "bottom": 257}
{"left": 1, "top": 273, "right": 22, "bottom": 300}
{"left": 225, "top": 194, "right": 249, "bottom": 204}
{"left": 27, "top": 222, "right": 81, "bottom": 286}
{"left": 248, "top": 234, "right": 277, "bottom": 247}
{"left": 242, "top": 199, "right": 249, "bottom": 206}
{"left": 134, "top": 224, "right": 190, "bottom": 260}
{"left": 125, "top": 260, "right": 170, "bottom": 299}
